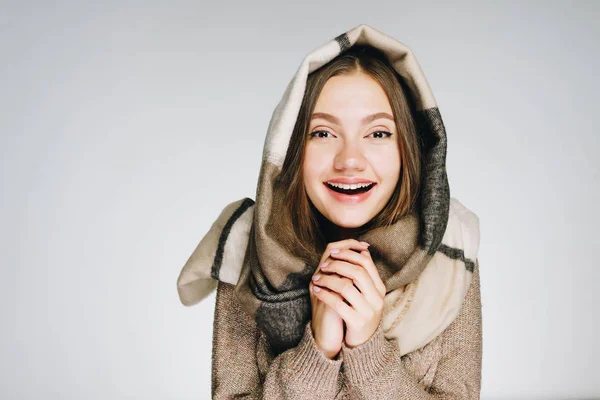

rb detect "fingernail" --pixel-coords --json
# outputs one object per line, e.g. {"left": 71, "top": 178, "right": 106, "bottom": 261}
{"left": 330, "top": 248, "right": 340, "bottom": 254}
{"left": 312, "top": 274, "right": 321, "bottom": 281}
{"left": 360, "top": 241, "right": 370, "bottom": 247}
{"left": 313, "top": 285, "right": 321, "bottom": 292}
{"left": 319, "top": 261, "right": 330, "bottom": 268}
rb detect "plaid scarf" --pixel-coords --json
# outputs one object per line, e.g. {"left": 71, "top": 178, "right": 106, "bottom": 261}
{"left": 177, "top": 24, "right": 480, "bottom": 356}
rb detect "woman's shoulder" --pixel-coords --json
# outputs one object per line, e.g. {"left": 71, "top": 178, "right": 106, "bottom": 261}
{"left": 214, "top": 281, "right": 255, "bottom": 327}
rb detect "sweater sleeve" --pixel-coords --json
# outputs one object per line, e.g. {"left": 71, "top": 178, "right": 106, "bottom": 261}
{"left": 339, "top": 258, "right": 483, "bottom": 399}
{"left": 211, "top": 280, "right": 343, "bottom": 399}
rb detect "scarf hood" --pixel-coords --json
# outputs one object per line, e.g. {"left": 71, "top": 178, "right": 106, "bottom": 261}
{"left": 177, "top": 24, "right": 480, "bottom": 357}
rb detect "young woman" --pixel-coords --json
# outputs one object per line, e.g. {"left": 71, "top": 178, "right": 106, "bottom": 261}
{"left": 177, "top": 24, "right": 482, "bottom": 399}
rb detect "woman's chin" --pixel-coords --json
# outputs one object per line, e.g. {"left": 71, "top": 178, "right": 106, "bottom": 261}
{"left": 325, "top": 212, "right": 371, "bottom": 230}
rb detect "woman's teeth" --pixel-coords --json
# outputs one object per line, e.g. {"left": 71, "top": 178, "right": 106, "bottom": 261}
{"left": 326, "top": 182, "right": 374, "bottom": 194}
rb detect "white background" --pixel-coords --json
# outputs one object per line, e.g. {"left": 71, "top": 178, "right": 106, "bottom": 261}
{"left": 1, "top": 1, "right": 598, "bottom": 399}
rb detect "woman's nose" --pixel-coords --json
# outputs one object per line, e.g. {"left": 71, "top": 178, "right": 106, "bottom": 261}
{"left": 333, "top": 142, "right": 367, "bottom": 171}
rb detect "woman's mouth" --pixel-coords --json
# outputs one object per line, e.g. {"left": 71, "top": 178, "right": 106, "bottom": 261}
{"left": 323, "top": 182, "right": 376, "bottom": 204}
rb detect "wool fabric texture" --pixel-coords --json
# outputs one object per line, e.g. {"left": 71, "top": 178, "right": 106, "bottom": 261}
{"left": 177, "top": 23, "right": 483, "bottom": 398}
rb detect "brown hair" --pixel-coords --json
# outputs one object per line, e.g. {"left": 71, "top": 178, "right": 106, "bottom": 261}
{"left": 275, "top": 44, "right": 423, "bottom": 264}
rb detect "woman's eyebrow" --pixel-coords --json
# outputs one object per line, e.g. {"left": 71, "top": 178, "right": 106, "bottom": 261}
{"left": 311, "top": 112, "right": 394, "bottom": 125}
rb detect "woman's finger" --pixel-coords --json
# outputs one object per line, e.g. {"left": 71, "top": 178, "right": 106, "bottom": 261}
{"left": 326, "top": 248, "right": 386, "bottom": 297}
{"left": 360, "top": 249, "right": 387, "bottom": 296}
{"left": 319, "top": 239, "right": 370, "bottom": 265}
{"left": 319, "top": 260, "right": 381, "bottom": 308}
{"left": 312, "top": 272, "right": 372, "bottom": 317}
{"left": 312, "top": 283, "right": 359, "bottom": 323}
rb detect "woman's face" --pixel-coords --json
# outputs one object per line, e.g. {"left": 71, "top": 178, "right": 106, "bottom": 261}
{"left": 303, "top": 71, "right": 401, "bottom": 229}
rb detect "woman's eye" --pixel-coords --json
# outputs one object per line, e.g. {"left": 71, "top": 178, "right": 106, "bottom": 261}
{"left": 369, "top": 131, "right": 393, "bottom": 139}
{"left": 309, "top": 130, "right": 333, "bottom": 139}
{"left": 308, "top": 130, "right": 392, "bottom": 139}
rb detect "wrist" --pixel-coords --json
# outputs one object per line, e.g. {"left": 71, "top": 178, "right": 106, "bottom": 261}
{"left": 315, "top": 340, "right": 341, "bottom": 360}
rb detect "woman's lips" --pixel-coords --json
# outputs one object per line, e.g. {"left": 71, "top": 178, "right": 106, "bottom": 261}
{"left": 323, "top": 182, "right": 375, "bottom": 204}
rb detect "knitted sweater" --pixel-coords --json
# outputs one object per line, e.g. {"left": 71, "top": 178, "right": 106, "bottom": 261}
{"left": 211, "top": 258, "right": 482, "bottom": 399}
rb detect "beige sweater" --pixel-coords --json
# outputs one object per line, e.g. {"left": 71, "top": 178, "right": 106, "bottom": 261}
{"left": 211, "top": 259, "right": 483, "bottom": 399}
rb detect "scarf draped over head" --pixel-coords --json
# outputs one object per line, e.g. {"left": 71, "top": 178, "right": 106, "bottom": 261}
{"left": 177, "top": 24, "right": 480, "bottom": 357}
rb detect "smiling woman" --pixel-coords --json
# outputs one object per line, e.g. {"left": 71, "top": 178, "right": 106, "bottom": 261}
{"left": 177, "top": 23, "right": 482, "bottom": 399}
{"left": 277, "top": 45, "right": 422, "bottom": 257}
{"left": 306, "top": 73, "right": 402, "bottom": 225}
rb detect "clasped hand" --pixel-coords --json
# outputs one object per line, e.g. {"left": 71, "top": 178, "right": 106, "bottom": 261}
{"left": 309, "top": 239, "right": 386, "bottom": 352}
